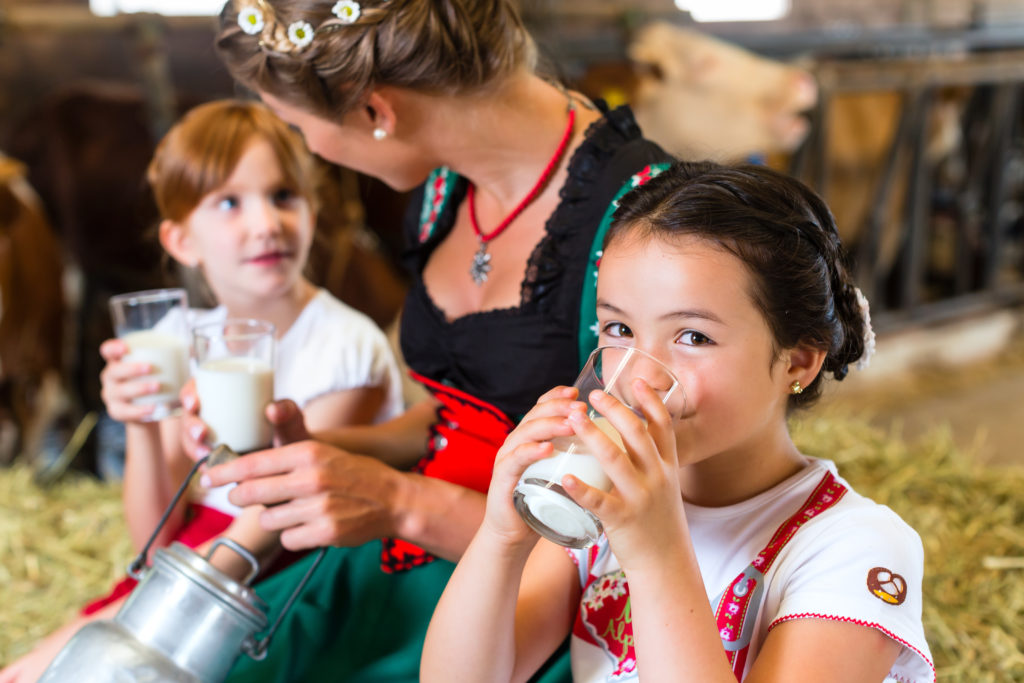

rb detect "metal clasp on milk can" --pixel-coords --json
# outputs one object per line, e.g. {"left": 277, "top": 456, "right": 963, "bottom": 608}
{"left": 39, "top": 445, "right": 326, "bottom": 683}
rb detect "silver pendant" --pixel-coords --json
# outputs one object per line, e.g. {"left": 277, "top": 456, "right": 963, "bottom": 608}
{"left": 470, "top": 241, "right": 492, "bottom": 285}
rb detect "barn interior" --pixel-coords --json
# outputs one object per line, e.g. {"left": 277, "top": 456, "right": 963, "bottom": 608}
{"left": 1, "top": 0, "right": 1023, "bottom": 680}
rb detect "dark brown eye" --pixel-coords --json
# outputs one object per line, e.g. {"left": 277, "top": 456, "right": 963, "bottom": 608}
{"left": 678, "top": 330, "right": 713, "bottom": 346}
{"left": 600, "top": 322, "right": 633, "bottom": 339}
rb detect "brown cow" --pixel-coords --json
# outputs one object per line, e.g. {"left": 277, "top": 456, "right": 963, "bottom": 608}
{"left": 0, "top": 152, "right": 65, "bottom": 464}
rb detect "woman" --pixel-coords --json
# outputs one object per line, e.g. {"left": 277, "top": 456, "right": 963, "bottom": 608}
{"left": 187, "top": 1, "right": 674, "bottom": 680}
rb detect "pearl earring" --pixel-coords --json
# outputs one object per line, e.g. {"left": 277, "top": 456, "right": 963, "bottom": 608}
{"left": 373, "top": 127, "right": 387, "bottom": 141}
{"left": 790, "top": 380, "right": 803, "bottom": 395}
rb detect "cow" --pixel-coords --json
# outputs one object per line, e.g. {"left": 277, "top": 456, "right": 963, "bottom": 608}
{"left": 0, "top": 152, "right": 65, "bottom": 465}
{"left": 624, "top": 22, "right": 819, "bottom": 163}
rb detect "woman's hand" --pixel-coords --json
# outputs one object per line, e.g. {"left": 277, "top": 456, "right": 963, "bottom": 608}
{"left": 98, "top": 338, "right": 160, "bottom": 423}
{"left": 199, "top": 440, "right": 406, "bottom": 550}
{"left": 180, "top": 381, "right": 310, "bottom": 461}
{"left": 561, "top": 380, "right": 689, "bottom": 573}
{"left": 481, "top": 386, "right": 584, "bottom": 548}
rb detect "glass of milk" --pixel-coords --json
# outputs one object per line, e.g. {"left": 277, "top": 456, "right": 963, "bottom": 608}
{"left": 513, "top": 346, "right": 685, "bottom": 548}
{"left": 108, "top": 288, "right": 191, "bottom": 421}
{"left": 192, "top": 319, "right": 275, "bottom": 454}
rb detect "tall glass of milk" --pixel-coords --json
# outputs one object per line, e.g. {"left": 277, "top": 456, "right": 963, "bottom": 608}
{"left": 513, "top": 346, "right": 685, "bottom": 548}
{"left": 193, "top": 319, "right": 275, "bottom": 454}
{"left": 109, "top": 288, "right": 191, "bottom": 421}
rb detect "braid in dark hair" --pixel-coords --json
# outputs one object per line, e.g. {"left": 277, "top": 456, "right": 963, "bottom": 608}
{"left": 606, "top": 161, "right": 868, "bottom": 408}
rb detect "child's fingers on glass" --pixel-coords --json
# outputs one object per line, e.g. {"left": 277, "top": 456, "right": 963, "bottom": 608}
{"left": 514, "top": 413, "right": 577, "bottom": 444}
{"left": 534, "top": 385, "right": 578, "bottom": 404}
{"left": 630, "top": 380, "right": 677, "bottom": 464}
{"left": 519, "top": 396, "right": 586, "bottom": 425}
{"left": 179, "top": 378, "right": 199, "bottom": 413}
{"left": 587, "top": 390, "right": 651, "bottom": 456}
{"left": 498, "top": 440, "right": 557, "bottom": 481}
{"left": 561, "top": 472, "right": 611, "bottom": 520}
{"left": 567, "top": 409, "right": 636, "bottom": 478}
{"left": 98, "top": 337, "right": 129, "bottom": 361}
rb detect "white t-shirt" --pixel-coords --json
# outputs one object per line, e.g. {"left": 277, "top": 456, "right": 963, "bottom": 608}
{"left": 187, "top": 289, "right": 403, "bottom": 514}
{"left": 568, "top": 458, "right": 934, "bottom": 683}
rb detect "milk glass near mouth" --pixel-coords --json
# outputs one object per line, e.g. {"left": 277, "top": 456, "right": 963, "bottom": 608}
{"left": 109, "top": 288, "right": 191, "bottom": 421}
{"left": 193, "top": 319, "right": 275, "bottom": 454}
{"left": 513, "top": 346, "right": 685, "bottom": 548}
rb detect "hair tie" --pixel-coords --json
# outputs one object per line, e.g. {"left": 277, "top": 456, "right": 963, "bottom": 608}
{"left": 853, "top": 287, "right": 876, "bottom": 370}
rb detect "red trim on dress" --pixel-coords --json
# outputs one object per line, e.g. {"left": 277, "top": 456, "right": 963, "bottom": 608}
{"left": 80, "top": 503, "right": 234, "bottom": 615}
{"left": 379, "top": 370, "right": 515, "bottom": 573}
{"left": 769, "top": 612, "right": 936, "bottom": 683}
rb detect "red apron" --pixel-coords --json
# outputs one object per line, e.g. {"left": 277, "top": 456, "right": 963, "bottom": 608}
{"left": 380, "top": 371, "right": 515, "bottom": 573}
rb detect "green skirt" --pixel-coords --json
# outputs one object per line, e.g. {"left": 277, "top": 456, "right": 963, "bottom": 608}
{"left": 226, "top": 541, "right": 571, "bottom": 682}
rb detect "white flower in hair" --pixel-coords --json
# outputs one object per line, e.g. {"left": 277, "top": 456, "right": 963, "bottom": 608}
{"left": 853, "top": 287, "right": 876, "bottom": 370}
{"left": 332, "top": 0, "right": 361, "bottom": 23}
{"left": 287, "top": 20, "right": 315, "bottom": 49}
{"left": 238, "top": 7, "right": 265, "bottom": 35}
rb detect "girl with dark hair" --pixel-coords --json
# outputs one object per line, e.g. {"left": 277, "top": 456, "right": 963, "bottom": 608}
{"left": 175, "top": 0, "right": 674, "bottom": 681}
{"left": 424, "top": 161, "right": 933, "bottom": 683}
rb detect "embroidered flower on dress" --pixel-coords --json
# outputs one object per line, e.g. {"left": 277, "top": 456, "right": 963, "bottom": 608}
{"left": 582, "top": 571, "right": 628, "bottom": 611}
{"left": 238, "top": 7, "right": 265, "bottom": 35}
{"left": 332, "top": 0, "right": 361, "bottom": 23}
{"left": 853, "top": 286, "right": 876, "bottom": 370}
{"left": 287, "top": 21, "right": 315, "bottom": 49}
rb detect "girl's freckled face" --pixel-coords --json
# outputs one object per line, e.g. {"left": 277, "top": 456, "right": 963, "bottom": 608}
{"left": 595, "top": 233, "right": 791, "bottom": 465}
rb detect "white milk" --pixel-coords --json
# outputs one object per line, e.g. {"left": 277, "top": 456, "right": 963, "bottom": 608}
{"left": 122, "top": 330, "right": 189, "bottom": 413}
{"left": 520, "top": 416, "right": 623, "bottom": 491}
{"left": 194, "top": 357, "right": 274, "bottom": 453}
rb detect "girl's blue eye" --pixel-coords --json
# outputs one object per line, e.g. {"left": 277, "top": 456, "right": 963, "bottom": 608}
{"left": 217, "top": 196, "right": 239, "bottom": 211}
{"left": 678, "top": 330, "right": 713, "bottom": 346}
{"left": 601, "top": 322, "right": 633, "bottom": 339}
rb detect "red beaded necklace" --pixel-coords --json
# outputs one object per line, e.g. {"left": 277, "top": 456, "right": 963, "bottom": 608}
{"left": 467, "top": 102, "right": 577, "bottom": 285}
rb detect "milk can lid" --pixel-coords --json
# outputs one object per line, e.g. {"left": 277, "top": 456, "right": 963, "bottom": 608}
{"left": 156, "top": 542, "right": 269, "bottom": 629}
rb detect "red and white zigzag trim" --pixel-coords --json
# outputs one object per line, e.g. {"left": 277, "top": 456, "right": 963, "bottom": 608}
{"left": 769, "top": 612, "right": 935, "bottom": 683}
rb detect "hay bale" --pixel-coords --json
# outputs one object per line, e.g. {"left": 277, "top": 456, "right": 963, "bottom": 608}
{"left": 1, "top": 414, "right": 1022, "bottom": 681}
{"left": 0, "top": 466, "right": 132, "bottom": 666}
{"left": 791, "top": 415, "right": 1024, "bottom": 682}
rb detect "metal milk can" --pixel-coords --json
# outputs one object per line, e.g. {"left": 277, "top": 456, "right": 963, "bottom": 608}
{"left": 38, "top": 446, "right": 325, "bottom": 683}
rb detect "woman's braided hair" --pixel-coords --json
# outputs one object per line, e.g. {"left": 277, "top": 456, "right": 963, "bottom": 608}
{"left": 217, "top": 0, "right": 536, "bottom": 120}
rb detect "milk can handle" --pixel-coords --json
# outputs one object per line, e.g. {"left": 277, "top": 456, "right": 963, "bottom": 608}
{"left": 206, "top": 538, "right": 261, "bottom": 585}
{"left": 127, "top": 444, "right": 236, "bottom": 580}
{"left": 242, "top": 546, "right": 327, "bottom": 661}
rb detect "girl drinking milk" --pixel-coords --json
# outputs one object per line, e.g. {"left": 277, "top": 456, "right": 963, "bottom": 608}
{"left": 0, "top": 99, "right": 402, "bottom": 683}
{"left": 423, "top": 161, "right": 933, "bottom": 683}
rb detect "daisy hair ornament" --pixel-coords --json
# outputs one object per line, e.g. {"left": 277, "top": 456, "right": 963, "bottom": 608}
{"left": 853, "top": 287, "right": 876, "bottom": 370}
{"left": 237, "top": 6, "right": 265, "bottom": 35}
{"left": 287, "top": 20, "right": 315, "bottom": 50}
{"left": 333, "top": 0, "right": 361, "bottom": 23}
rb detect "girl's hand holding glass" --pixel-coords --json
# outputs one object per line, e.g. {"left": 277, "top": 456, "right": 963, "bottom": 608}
{"left": 513, "top": 346, "right": 684, "bottom": 548}
{"left": 105, "top": 288, "right": 190, "bottom": 422}
{"left": 560, "top": 381, "right": 691, "bottom": 573}
{"left": 99, "top": 338, "right": 171, "bottom": 424}
{"left": 484, "top": 386, "right": 583, "bottom": 547}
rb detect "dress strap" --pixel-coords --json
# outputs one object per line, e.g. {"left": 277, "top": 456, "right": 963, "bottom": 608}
{"left": 417, "top": 167, "right": 461, "bottom": 244}
{"left": 576, "top": 162, "right": 672, "bottom": 365}
{"left": 713, "top": 470, "right": 849, "bottom": 680}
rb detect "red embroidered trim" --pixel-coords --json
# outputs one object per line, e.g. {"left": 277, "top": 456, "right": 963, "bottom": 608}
{"left": 715, "top": 471, "right": 848, "bottom": 680}
{"left": 419, "top": 168, "right": 452, "bottom": 243}
{"left": 408, "top": 370, "right": 514, "bottom": 429}
{"left": 769, "top": 613, "right": 936, "bottom": 683}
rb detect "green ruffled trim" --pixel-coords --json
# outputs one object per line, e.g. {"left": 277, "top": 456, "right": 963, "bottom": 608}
{"left": 577, "top": 162, "right": 672, "bottom": 366}
{"left": 417, "top": 167, "right": 460, "bottom": 244}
